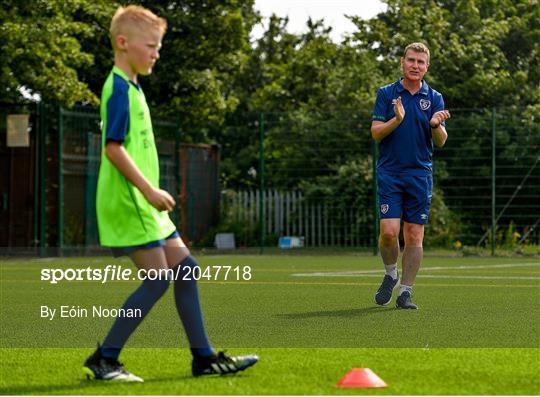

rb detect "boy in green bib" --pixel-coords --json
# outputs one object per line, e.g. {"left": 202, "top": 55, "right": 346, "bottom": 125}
{"left": 83, "top": 5, "right": 258, "bottom": 382}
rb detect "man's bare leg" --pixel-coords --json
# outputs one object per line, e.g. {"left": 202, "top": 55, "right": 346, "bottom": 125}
{"left": 374, "top": 218, "right": 401, "bottom": 305}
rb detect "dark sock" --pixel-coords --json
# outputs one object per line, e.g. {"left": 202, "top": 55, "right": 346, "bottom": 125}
{"left": 100, "top": 278, "right": 170, "bottom": 360}
{"left": 99, "top": 346, "right": 121, "bottom": 360}
{"left": 173, "top": 255, "right": 215, "bottom": 358}
{"left": 191, "top": 348, "right": 216, "bottom": 359}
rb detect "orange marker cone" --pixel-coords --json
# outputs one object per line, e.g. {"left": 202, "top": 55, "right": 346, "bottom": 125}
{"left": 336, "top": 368, "right": 387, "bottom": 388}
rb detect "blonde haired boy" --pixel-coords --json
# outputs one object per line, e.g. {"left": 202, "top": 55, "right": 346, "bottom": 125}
{"left": 83, "top": 5, "right": 258, "bottom": 382}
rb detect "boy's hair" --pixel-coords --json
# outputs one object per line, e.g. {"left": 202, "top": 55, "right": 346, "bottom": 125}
{"left": 403, "top": 42, "right": 430, "bottom": 64}
{"left": 110, "top": 5, "right": 167, "bottom": 49}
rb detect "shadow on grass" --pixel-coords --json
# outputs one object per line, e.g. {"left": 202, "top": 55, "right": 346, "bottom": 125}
{"left": 0, "top": 373, "right": 255, "bottom": 395}
{"left": 278, "top": 306, "right": 390, "bottom": 319}
{"left": 0, "top": 379, "right": 126, "bottom": 396}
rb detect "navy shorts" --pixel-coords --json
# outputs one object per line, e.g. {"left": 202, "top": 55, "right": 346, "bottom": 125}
{"left": 377, "top": 173, "right": 433, "bottom": 225}
{"left": 110, "top": 230, "right": 180, "bottom": 258}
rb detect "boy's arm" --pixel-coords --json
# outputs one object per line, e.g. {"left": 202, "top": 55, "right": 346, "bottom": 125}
{"left": 105, "top": 141, "right": 175, "bottom": 212}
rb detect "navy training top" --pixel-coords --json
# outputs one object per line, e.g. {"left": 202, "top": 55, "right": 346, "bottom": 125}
{"left": 372, "top": 78, "right": 445, "bottom": 176}
{"left": 105, "top": 73, "right": 141, "bottom": 143}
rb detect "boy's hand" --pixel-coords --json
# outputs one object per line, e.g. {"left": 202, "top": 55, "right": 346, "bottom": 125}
{"left": 143, "top": 187, "right": 176, "bottom": 212}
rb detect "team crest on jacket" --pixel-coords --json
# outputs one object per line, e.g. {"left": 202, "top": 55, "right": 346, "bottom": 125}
{"left": 419, "top": 99, "right": 431, "bottom": 111}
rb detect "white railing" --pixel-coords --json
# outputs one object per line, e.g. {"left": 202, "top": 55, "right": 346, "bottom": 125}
{"left": 221, "top": 189, "right": 372, "bottom": 247}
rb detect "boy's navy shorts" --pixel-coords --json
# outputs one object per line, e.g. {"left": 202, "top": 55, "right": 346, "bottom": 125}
{"left": 110, "top": 230, "right": 180, "bottom": 257}
{"left": 377, "top": 173, "right": 433, "bottom": 225}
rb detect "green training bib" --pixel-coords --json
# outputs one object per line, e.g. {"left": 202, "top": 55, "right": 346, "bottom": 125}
{"left": 96, "top": 66, "right": 176, "bottom": 247}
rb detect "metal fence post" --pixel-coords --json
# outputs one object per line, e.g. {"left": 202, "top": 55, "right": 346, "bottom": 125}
{"left": 38, "top": 102, "right": 47, "bottom": 257}
{"left": 33, "top": 102, "right": 39, "bottom": 253}
{"left": 58, "top": 106, "right": 64, "bottom": 255}
{"left": 491, "top": 108, "right": 496, "bottom": 256}
{"left": 175, "top": 115, "right": 181, "bottom": 225}
{"left": 372, "top": 139, "right": 379, "bottom": 255}
{"left": 259, "top": 112, "right": 265, "bottom": 254}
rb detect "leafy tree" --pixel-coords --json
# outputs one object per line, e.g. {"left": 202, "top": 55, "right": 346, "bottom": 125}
{"left": 1, "top": 0, "right": 258, "bottom": 133}
{"left": 348, "top": 0, "right": 540, "bottom": 245}
{"left": 3, "top": 0, "right": 538, "bottom": 246}
{"left": 348, "top": 0, "right": 539, "bottom": 109}
{"left": 214, "top": 15, "right": 300, "bottom": 189}
{"left": 0, "top": 0, "right": 110, "bottom": 106}
{"left": 136, "top": 0, "right": 258, "bottom": 142}
{"left": 221, "top": 15, "right": 383, "bottom": 189}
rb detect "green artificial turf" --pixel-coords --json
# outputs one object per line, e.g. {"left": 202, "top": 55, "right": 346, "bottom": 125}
{"left": 1, "top": 348, "right": 539, "bottom": 395}
{"left": 1, "top": 254, "right": 539, "bottom": 394}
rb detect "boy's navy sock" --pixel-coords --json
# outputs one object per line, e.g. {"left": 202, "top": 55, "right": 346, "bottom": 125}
{"left": 99, "top": 346, "right": 121, "bottom": 360}
{"left": 173, "top": 255, "right": 215, "bottom": 358}
{"left": 100, "top": 277, "right": 170, "bottom": 360}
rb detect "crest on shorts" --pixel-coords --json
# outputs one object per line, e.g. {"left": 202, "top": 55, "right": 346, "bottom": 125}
{"left": 381, "top": 204, "right": 389, "bottom": 214}
{"left": 419, "top": 99, "right": 431, "bottom": 111}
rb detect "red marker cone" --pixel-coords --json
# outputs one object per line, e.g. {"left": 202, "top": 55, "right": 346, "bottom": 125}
{"left": 336, "top": 368, "right": 387, "bottom": 388}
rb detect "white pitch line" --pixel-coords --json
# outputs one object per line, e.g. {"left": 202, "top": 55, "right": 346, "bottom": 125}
{"left": 322, "top": 274, "right": 539, "bottom": 280}
{"left": 293, "top": 273, "right": 540, "bottom": 280}
{"left": 292, "top": 262, "right": 540, "bottom": 278}
{"left": 416, "top": 275, "right": 540, "bottom": 280}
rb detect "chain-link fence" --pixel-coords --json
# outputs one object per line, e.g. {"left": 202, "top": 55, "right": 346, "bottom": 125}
{"left": 0, "top": 103, "right": 220, "bottom": 255}
{"left": 1, "top": 104, "right": 538, "bottom": 254}
{"left": 220, "top": 108, "right": 540, "bottom": 254}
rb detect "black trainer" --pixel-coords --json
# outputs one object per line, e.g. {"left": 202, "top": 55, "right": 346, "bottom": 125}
{"left": 396, "top": 290, "right": 418, "bottom": 310}
{"left": 192, "top": 351, "right": 259, "bottom": 376}
{"left": 83, "top": 345, "right": 143, "bottom": 382}
{"left": 374, "top": 272, "right": 400, "bottom": 306}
